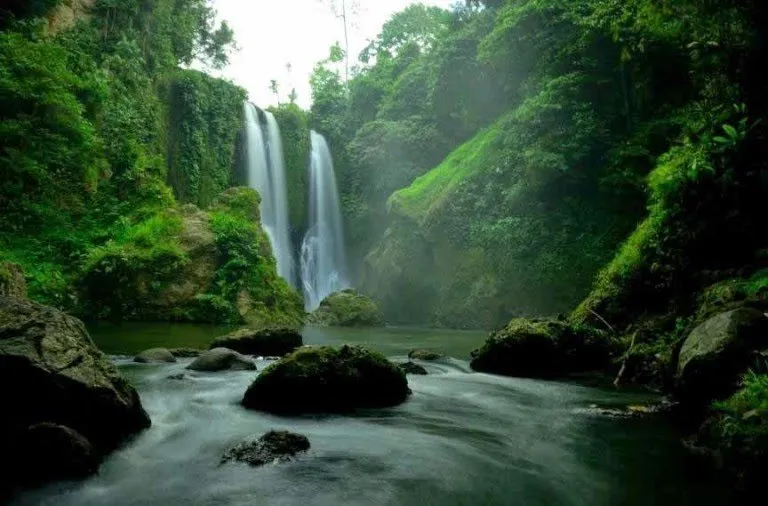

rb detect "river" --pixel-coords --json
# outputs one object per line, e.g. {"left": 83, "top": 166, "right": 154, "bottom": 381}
{"left": 12, "top": 323, "right": 736, "bottom": 505}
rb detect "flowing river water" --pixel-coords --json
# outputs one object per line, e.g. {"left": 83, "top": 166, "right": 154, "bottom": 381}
{"left": 13, "top": 324, "right": 737, "bottom": 506}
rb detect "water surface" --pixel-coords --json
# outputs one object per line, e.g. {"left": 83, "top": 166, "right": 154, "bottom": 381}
{"left": 14, "top": 324, "right": 735, "bottom": 506}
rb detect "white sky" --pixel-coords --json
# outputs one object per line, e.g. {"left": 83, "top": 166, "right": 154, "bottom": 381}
{"left": 203, "top": 0, "right": 457, "bottom": 109}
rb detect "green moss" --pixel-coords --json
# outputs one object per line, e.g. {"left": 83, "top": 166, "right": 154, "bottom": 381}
{"left": 308, "top": 289, "right": 384, "bottom": 327}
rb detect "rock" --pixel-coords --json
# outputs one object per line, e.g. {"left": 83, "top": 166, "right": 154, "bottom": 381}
{"left": 676, "top": 308, "right": 768, "bottom": 403}
{"left": 307, "top": 289, "right": 384, "bottom": 327}
{"left": 134, "top": 348, "right": 177, "bottom": 364}
{"left": 166, "top": 373, "right": 186, "bottom": 381}
{"left": 407, "top": 349, "right": 444, "bottom": 361}
{"left": 168, "top": 348, "right": 203, "bottom": 358}
{"left": 470, "top": 318, "right": 615, "bottom": 378}
{"left": 221, "top": 431, "right": 310, "bottom": 467}
{"left": 242, "top": 345, "right": 409, "bottom": 414}
{"left": 399, "top": 362, "right": 428, "bottom": 375}
{"left": 187, "top": 348, "right": 257, "bottom": 372}
{"left": 210, "top": 327, "right": 302, "bottom": 357}
{"left": 0, "top": 297, "right": 150, "bottom": 491}
{"left": 0, "top": 262, "right": 26, "bottom": 299}
{"left": 15, "top": 423, "right": 98, "bottom": 484}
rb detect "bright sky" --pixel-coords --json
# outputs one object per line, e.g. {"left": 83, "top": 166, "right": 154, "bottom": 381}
{"left": 203, "top": 0, "right": 457, "bottom": 109}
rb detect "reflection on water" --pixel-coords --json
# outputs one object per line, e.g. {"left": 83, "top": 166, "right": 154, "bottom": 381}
{"left": 13, "top": 324, "right": 736, "bottom": 506}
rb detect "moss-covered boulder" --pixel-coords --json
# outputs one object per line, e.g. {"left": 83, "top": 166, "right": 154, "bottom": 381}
{"left": 470, "top": 318, "right": 616, "bottom": 378}
{"left": 408, "top": 349, "right": 444, "bottom": 361}
{"left": 242, "top": 345, "right": 409, "bottom": 414}
{"left": 307, "top": 289, "right": 384, "bottom": 327}
{"left": 187, "top": 348, "right": 256, "bottom": 372}
{"left": 134, "top": 348, "right": 177, "bottom": 364}
{"left": 0, "top": 297, "right": 150, "bottom": 493}
{"left": 676, "top": 308, "right": 768, "bottom": 403}
{"left": 210, "top": 327, "right": 303, "bottom": 357}
{"left": 79, "top": 188, "right": 304, "bottom": 326}
{"left": 398, "top": 362, "right": 428, "bottom": 375}
{"left": 0, "top": 262, "right": 26, "bottom": 299}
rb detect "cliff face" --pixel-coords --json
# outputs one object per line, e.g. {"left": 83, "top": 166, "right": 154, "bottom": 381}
{"left": 46, "top": 0, "right": 93, "bottom": 34}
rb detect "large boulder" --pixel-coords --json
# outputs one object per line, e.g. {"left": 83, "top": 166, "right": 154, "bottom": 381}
{"left": 0, "top": 262, "right": 26, "bottom": 299}
{"left": 210, "top": 327, "right": 302, "bottom": 357}
{"left": 0, "top": 297, "right": 150, "bottom": 492}
{"left": 221, "top": 431, "right": 310, "bottom": 467}
{"left": 676, "top": 308, "right": 768, "bottom": 403}
{"left": 187, "top": 348, "right": 256, "bottom": 372}
{"left": 15, "top": 423, "right": 98, "bottom": 484}
{"left": 242, "top": 345, "right": 409, "bottom": 414}
{"left": 398, "top": 362, "right": 428, "bottom": 375}
{"left": 134, "top": 348, "right": 177, "bottom": 363}
{"left": 470, "top": 318, "right": 615, "bottom": 378}
{"left": 308, "top": 289, "right": 384, "bottom": 327}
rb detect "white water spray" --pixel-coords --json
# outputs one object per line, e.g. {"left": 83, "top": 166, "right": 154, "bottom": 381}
{"left": 243, "top": 103, "right": 296, "bottom": 286}
{"left": 300, "top": 131, "right": 349, "bottom": 311}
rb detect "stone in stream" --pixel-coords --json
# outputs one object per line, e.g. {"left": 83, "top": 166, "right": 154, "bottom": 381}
{"left": 307, "top": 289, "right": 384, "bottom": 327}
{"left": 407, "top": 349, "right": 444, "bottom": 361}
{"left": 187, "top": 348, "right": 256, "bottom": 372}
{"left": 221, "top": 431, "right": 310, "bottom": 467}
{"left": 398, "top": 362, "right": 428, "bottom": 375}
{"left": 209, "top": 327, "right": 302, "bottom": 357}
{"left": 168, "top": 347, "right": 203, "bottom": 358}
{"left": 242, "top": 345, "right": 409, "bottom": 414}
{"left": 16, "top": 423, "right": 99, "bottom": 483}
{"left": 676, "top": 308, "right": 768, "bottom": 403}
{"left": 134, "top": 348, "right": 177, "bottom": 363}
{"left": 0, "top": 297, "right": 151, "bottom": 493}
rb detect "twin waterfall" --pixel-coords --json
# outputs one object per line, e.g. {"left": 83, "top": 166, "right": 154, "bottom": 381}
{"left": 243, "top": 103, "right": 348, "bottom": 311}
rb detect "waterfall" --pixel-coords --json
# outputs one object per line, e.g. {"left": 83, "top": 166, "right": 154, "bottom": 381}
{"left": 300, "top": 131, "right": 349, "bottom": 311}
{"left": 243, "top": 103, "right": 296, "bottom": 286}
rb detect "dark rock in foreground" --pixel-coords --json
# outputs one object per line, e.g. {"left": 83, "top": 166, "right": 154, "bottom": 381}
{"left": 187, "top": 348, "right": 256, "bottom": 372}
{"left": 16, "top": 423, "right": 98, "bottom": 483}
{"left": 0, "top": 297, "right": 150, "bottom": 493}
{"left": 210, "top": 327, "right": 302, "bottom": 357}
{"left": 470, "top": 318, "right": 616, "bottom": 378}
{"left": 308, "top": 289, "right": 384, "bottom": 327}
{"left": 399, "top": 362, "right": 428, "bottom": 375}
{"left": 221, "top": 431, "right": 310, "bottom": 467}
{"left": 134, "top": 348, "right": 177, "bottom": 363}
{"left": 408, "top": 349, "right": 444, "bottom": 361}
{"left": 242, "top": 345, "right": 409, "bottom": 414}
{"left": 676, "top": 308, "right": 768, "bottom": 403}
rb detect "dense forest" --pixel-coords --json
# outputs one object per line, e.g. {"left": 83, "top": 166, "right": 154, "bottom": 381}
{"left": 1, "top": 0, "right": 768, "bottom": 499}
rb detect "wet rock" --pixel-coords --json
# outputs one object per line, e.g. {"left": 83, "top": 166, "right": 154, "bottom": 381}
{"left": 242, "top": 345, "right": 409, "bottom": 414}
{"left": 134, "top": 348, "right": 177, "bottom": 364}
{"left": 0, "top": 297, "right": 150, "bottom": 492}
{"left": 398, "top": 362, "right": 428, "bottom": 375}
{"left": 16, "top": 423, "right": 98, "bottom": 483}
{"left": 166, "top": 373, "right": 186, "bottom": 381}
{"left": 470, "top": 318, "right": 615, "bottom": 378}
{"left": 221, "top": 431, "right": 310, "bottom": 467}
{"left": 407, "top": 349, "right": 444, "bottom": 361}
{"left": 187, "top": 348, "right": 256, "bottom": 372}
{"left": 676, "top": 308, "right": 768, "bottom": 403}
{"left": 308, "top": 289, "right": 384, "bottom": 327}
{"left": 168, "top": 348, "right": 203, "bottom": 358}
{"left": 210, "top": 327, "right": 302, "bottom": 357}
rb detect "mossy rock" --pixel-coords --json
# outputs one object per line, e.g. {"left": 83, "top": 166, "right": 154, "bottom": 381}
{"left": 408, "top": 349, "right": 444, "bottom": 361}
{"left": 210, "top": 327, "right": 303, "bottom": 357}
{"left": 242, "top": 345, "right": 409, "bottom": 414}
{"left": 398, "top": 362, "right": 428, "bottom": 375}
{"left": 0, "top": 262, "right": 26, "bottom": 299}
{"left": 134, "top": 348, "right": 177, "bottom": 364}
{"left": 221, "top": 430, "right": 310, "bottom": 467}
{"left": 470, "top": 318, "right": 616, "bottom": 378}
{"left": 307, "top": 289, "right": 384, "bottom": 327}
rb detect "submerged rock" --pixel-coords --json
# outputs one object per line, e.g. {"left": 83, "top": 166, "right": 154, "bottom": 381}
{"left": 676, "top": 308, "right": 768, "bottom": 403}
{"left": 210, "top": 327, "right": 302, "bottom": 357}
{"left": 134, "top": 348, "right": 177, "bottom": 363}
{"left": 242, "top": 345, "right": 409, "bottom": 414}
{"left": 0, "top": 297, "right": 150, "bottom": 492}
{"left": 221, "top": 431, "right": 310, "bottom": 467}
{"left": 166, "top": 373, "right": 186, "bottom": 381}
{"left": 187, "top": 348, "right": 256, "bottom": 372}
{"left": 408, "top": 349, "right": 444, "bottom": 361}
{"left": 470, "top": 318, "right": 615, "bottom": 378}
{"left": 308, "top": 289, "right": 384, "bottom": 327}
{"left": 398, "top": 362, "right": 428, "bottom": 375}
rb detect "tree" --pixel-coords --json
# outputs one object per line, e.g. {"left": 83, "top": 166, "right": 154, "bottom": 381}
{"left": 320, "top": 0, "right": 359, "bottom": 83}
{"left": 289, "top": 88, "right": 298, "bottom": 104}
{"left": 270, "top": 79, "right": 280, "bottom": 104}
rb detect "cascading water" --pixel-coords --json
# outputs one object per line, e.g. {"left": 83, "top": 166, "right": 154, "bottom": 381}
{"left": 243, "top": 103, "right": 296, "bottom": 286}
{"left": 300, "top": 131, "right": 349, "bottom": 311}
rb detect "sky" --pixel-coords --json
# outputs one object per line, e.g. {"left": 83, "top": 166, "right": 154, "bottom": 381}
{"left": 202, "top": 0, "right": 457, "bottom": 109}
